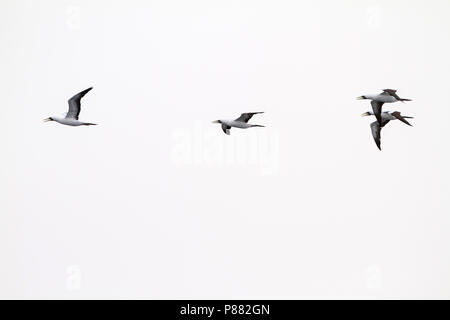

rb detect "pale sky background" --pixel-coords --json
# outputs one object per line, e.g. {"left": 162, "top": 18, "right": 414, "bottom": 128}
{"left": 1, "top": 0, "right": 449, "bottom": 299}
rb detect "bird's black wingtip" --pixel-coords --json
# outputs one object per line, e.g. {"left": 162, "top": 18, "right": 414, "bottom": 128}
{"left": 80, "top": 87, "right": 93, "bottom": 93}
{"left": 375, "top": 142, "right": 382, "bottom": 151}
{"left": 79, "top": 87, "right": 93, "bottom": 94}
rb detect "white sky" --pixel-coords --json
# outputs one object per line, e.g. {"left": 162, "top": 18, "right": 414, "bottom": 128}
{"left": 1, "top": 0, "right": 449, "bottom": 299}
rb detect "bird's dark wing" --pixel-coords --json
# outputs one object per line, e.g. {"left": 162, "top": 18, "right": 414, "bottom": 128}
{"left": 371, "top": 100, "right": 384, "bottom": 125}
{"left": 380, "top": 119, "right": 391, "bottom": 127}
{"left": 66, "top": 87, "right": 93, "bottom": 120}
{"left": 391, "top": 111, "right": 413, "bottom": 126}
{"left": 235, "top": 112, "right": 264, "bottom": 123}
{"left": 370, "top": 121, "right": 383, "bottom": 150}
{"left": 221, "top": 124, "right": 231, "bottom": 135}
{"left": 383, "top": 89, "right": 402, "bottom": 101}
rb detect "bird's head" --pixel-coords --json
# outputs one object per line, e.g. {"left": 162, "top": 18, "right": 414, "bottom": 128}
{"left": 43, "top": 117, "right": 54, "bottom": 122}
{"left": 361, "top": 112, "right": 372, "bottom": 117}
{"left": 212, "top": 120, "right": 222, "bottom": 124}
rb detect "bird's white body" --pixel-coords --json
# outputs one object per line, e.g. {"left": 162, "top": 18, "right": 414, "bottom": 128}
{"left": 363, "top": 110, "right": 411, "bottom": 122}
{"left": 219, "top": 120, "right": 254, "bottom": 129}
{"left": 362, "top": 94, "right": 398, "bottom": 103}
{"left": 50, "top": 117, "right": 89, "bottom": 126}
{"left": 366, "top": 111, "right": 397, "bottom": 121}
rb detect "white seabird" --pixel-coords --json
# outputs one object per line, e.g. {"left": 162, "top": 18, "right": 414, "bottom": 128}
{"left": 44, "top": 87, "right": 97, "bottom": 126}
{"left": 361, "top": 110, "right": 413, "bottom": 150}
{"left": 212, "top": 112, "right": 265, "bottom": 135}
{"left": 357, "top": 89, "right": 412, "bottom": 125}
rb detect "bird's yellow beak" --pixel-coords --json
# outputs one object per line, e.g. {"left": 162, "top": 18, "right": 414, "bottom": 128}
{"left": 212, "top": 120, "right": 220, "bottom": 124}
{"left": 356, "top": 96, "right": 365, "bottom": 100}
{"left": 361, "top": 112, "right": 371, "bottom": 117}
{"left": 43, "top": 118, "right": 52, "bottom": 122}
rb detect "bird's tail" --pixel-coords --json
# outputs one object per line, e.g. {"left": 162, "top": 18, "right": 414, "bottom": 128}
{"left": 251, "top": 125, "right": 265, "bottom": 128}
{"left": 400, "top": 98, "right": 412, "bottom": 102}
{"left": 402, "top": 116, "right": 414, "bottom": 119}
{"left": 83, "top": 123, "right": 97, "bottom": 126}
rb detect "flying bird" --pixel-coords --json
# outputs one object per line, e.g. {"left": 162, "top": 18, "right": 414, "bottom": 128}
{"left": 357, "top": 89, "right": 412, "bottom": 125}
{"left": 44, "top": 87, "right": 97, "bottom": 126}
{"left": 212, "top": 112, "right": 265, "bottom": 135}
{"left": 361, "top": 110, "right": 413, "bottom": 150}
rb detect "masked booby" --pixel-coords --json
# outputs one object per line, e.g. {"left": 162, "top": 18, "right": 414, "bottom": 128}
{"left": 361, "top": 110, "right": 413, "bottom": 150}
{"left": 212, "top": 112, "right": 265, "bottom": 135}
{"left": 44, "top": 87, "right": 97, "bottom": 126}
